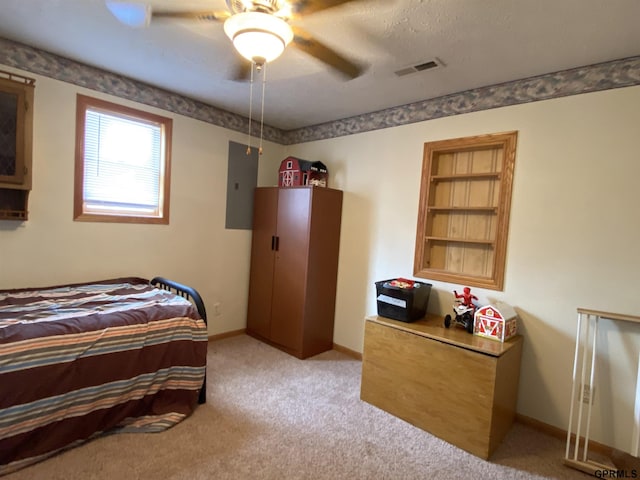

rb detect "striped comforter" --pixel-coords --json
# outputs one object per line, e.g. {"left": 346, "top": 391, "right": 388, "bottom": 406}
{"left": 0, "top": 278, "right": 208, "bottom": 475}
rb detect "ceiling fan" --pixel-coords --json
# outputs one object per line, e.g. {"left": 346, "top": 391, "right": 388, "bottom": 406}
{"left": 106, "top": 0, "right": 367, "bottom": 81}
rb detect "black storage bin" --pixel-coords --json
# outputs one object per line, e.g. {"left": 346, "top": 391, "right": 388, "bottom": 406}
{"left": 375, "top": 279, "right": 432, "bottom": 322}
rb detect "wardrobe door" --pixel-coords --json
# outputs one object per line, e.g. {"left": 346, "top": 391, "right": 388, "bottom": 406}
{"left": 246, "top": 188, "right": 278, "bottom": 339}
{"left": 302, "top": 187, "right": 343, "bottom": 357}
{"left": 269, "top": 188, "right": 311, "bottom": 352}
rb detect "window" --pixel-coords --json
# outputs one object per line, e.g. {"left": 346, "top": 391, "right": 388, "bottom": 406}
{"left": 413, "top": 131, "right": 517, "bottom": 291}
{"left": 74, "top": 94, "right": 172, "bottom": 224}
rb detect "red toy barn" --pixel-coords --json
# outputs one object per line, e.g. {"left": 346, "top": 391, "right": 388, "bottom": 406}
{"left": 278, "top": 157, "right": 328, "bottom": 187}
{"left": 473, "top": 302, "right": 518, "bottom": 342}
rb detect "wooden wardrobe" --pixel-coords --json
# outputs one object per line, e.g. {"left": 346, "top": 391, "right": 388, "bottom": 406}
{"left": 246, "top": 186, "right": 343, "bottom": 359}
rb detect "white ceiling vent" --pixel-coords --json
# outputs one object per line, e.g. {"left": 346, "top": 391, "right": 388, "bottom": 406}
{"left": 394, "top": 59, "right": 442, "bottom": 77}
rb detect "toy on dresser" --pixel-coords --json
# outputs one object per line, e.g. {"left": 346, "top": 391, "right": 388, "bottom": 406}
{"left": 444, "top": 287, "right": 478, "bottom": 333}
{"left": 473, "top": 302, "right": 518, "bottom": 342}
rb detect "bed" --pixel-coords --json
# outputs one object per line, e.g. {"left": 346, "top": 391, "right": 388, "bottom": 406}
{"left": 0, "top": 276, "right": 208, "bottom": 475}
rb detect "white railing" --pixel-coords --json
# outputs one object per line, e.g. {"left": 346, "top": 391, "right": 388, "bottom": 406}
{"left": 565, "top": 308, "right": 640, "bottom": 476}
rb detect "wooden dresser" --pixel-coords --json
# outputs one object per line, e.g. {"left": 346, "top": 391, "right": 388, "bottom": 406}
{"left": 360, "top": 314, "right": 523, "bottom": 459}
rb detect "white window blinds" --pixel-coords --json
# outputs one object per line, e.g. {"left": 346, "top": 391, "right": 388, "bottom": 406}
{"left": 83, "top": 108, "right": 164, "bottom": 216}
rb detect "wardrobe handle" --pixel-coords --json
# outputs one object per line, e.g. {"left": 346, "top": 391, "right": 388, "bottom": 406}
{"left": 271, "top": 236, "right": 275, "bottom": 251}
{"left": 274, "top": 236, "right": 279, "bottom": 251}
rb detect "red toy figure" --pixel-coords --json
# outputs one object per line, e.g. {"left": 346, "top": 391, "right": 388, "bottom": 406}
{"left": 445, "top": 287, "right": 478, "bottom": 333}
{"left": 454, "top": 287, "right": 478, "bottom": 309}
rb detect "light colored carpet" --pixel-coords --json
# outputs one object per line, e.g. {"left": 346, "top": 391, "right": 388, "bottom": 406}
{"left": 4, "top": 335, "right": 591, "bottom": 479}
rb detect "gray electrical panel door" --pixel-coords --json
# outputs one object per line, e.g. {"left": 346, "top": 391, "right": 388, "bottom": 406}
{"left": 225, "top": 141, "right": 259, "bottom": 230}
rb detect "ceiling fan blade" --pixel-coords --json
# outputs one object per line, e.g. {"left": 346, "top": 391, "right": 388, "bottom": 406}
{"left": 290, "top": 0, "right": 362, "bottom": 16}
{"left": 291, "top": 26, "right": 364, "bottom": 79}
{"left": 106, "top": 1, "right": 151, "bottom": 27}
{"left": 151, "top": 10, "right": 230, "bottom": 22}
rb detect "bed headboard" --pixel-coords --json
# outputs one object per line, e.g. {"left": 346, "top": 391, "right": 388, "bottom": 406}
{"left": 150, "top": 277, "right": 207, "bottom": 325}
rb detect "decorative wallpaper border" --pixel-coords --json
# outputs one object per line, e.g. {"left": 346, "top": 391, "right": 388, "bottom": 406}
{"left": 1, "top": 37, "right": 639, "bottom": 145}
{"left": 282, "top": 56, "right": 640, "bottom": 144}
{"left": 0, "top": 37, "right": 285, "bottom": 144}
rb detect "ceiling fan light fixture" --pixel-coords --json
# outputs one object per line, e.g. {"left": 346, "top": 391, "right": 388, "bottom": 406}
{"left": 224, "top": 12, "right": 293, "bottom": 64}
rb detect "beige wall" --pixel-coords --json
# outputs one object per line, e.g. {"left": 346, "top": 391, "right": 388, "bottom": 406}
{"left": 2, "top": 64, "right": 639, "bottom": 451}
{"left": 284, "top": 86, "right": 640, "bottom": 451}
{"left": 0, "top": 67, "right": 285, "bottom": 337}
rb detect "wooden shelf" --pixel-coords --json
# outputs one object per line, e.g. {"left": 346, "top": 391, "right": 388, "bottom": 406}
{"left": 413, "top": 131, "right": 517, "bottom": 291}
{"left": 426, "top": 236, "right": 495, "bottom": 246}
{"left": 430, "top": 172, "right": 501, "bottom": 181}
{"left": 0, "top": 188, "right": 29, "bottom": 221}
{"left": 0, "top": 209, "right": 27, "bottom": 220}
{"left": 427, "top": 206, "right": 498, "bottom": 213}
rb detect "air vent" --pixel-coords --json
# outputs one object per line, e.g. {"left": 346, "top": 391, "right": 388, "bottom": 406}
{"left": 394, "top": 59, "right": 442, "bottom": 77}
{"left": 414, "top": 61, "right": 438, "bottom": 71}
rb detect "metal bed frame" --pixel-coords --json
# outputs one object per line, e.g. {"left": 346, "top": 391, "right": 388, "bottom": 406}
{"left": 150, "top": 277, "right": 208, "bottom": 404}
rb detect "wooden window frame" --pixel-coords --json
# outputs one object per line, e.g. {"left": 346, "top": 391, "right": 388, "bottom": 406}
{"left": 74, "top": 94, "right": 172, "bottom": 225}
{"left": 413, "top": 131, "right": 518, "bottom": 291}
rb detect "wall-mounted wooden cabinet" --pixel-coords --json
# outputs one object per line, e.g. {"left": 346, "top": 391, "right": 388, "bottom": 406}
{"left": 414, "top": 131, "right": 517, "bottom": 291}
{"left": 0, "top": 70, "right": 35, "bottom": 220}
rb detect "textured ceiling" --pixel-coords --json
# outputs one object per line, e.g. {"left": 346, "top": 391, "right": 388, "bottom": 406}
{"left": 0, "top": 0, "right": 639, "bottom": 130}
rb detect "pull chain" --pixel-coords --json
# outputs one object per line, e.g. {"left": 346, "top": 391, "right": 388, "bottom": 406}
{"left": 246, "top": 60, "right": 267, "bottom": 156}
{"left": 258, "top": 62, "right": 267, "bottom": 156}
{"left": 246, "top": 61, "right": 255, "bottom": 155}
